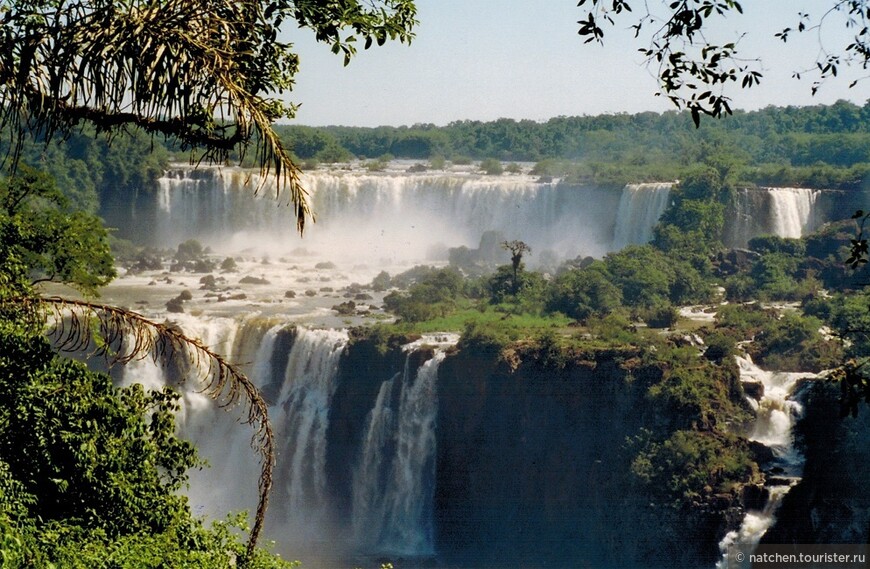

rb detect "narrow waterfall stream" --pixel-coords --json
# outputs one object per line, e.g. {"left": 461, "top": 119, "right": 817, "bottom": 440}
{"left": 352, "top": 335, "right": 458, "bottom": 557}
{"left": 716, "top": 355, "right": 818, "bottom": 568}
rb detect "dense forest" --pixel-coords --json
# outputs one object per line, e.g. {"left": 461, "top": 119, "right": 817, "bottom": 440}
{"left": 275, "top": 99, "right": 870, "bottom": 189}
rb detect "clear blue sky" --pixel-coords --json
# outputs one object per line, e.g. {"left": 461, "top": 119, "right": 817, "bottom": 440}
{"left": 284, "top": 1, "right": 868, "bottom": 127}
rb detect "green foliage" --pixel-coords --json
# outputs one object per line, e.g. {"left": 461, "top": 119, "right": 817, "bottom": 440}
{"left": 631, "top": 430, "right": 755, "bottom": 508}
{"left": 428, "top": 155, "right": 446, "bottom": 169}
{"left": 267, "top": 102, "right": 870, "bottom": 192}
{"left": 221, "top": 257, "right": 239, "bottom": 272}
{"left": 586, "top": 310, "right": 637, "bottom": 344}
{"left": 172, "top": 239, "right": 216, "bottom": 273}
{"left": 603, "top": 245, "right": 712, "bottom": 307}
{"left": 365, "top": 156, "right": 390, "bottom": 171}
{"left": 714, "top": 303, "right": 840, "bottom": 372}
{"left": 828, "top": 290, "right": 870, "bottom": 358}
{"left": 176, "top": 239, "right": 205, "bottom": 262}
{"left": 383, "top": 267, "right": 464, "bottom": 322}
{"left": 370, "top": 270, "right": 392, "bottom": 292}
{"left": 641, "top": 301, "right": 679, "bottom": 329}
{"left": 653, "top": 167, "right": 726, "bottom": 262}
{"left": 749, "top": 252, "right": 801, "bottom": 299}
{"left": 703, "top": 332, "right": 737, "bottom": 363}
{"left": 479, "top": 158, "right": 503, "bottom": 175}
{"left": 0, "top": 284, "right": 290, "bottom": 567}
{"left": 533, "top": 329, "right": 568, "bottom": 370}
{"left": 752, "top": 312, "right": 839, "bottom": 372}
{"left": 546, "top": 263, "right": 622, "bottom": 321}
{"left": 748, "top": 235, "right": 806, "bottom": 257}
{"left": 486, "top": 265, "right": 546, "bottom": 310}
{"left": 715, "top": 303, "right": 777, "bottom": 337}
{"left": 2, "top": 0, "right": 418, "bottom": 231}
{"left": 456, "top": 320, "right": 513, "bottom": 355}
{"left": 0, "top": 323, "right": 195, "bottom": 534}
{"left": 315, "top": 141, "right": 354, "bottom": 164}
{"left": 16, "top": 512, "right": 297, "bottom": 568}
{"left": 0, "top": 168, "right": 115, "bottom": 296}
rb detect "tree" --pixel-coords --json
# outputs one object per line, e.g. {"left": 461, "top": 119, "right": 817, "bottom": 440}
{"left": 0, "top": 167, "right": 115, "bottom": 295}
{"left": 480, "top": 157, "right": 504, "bottom": 175}
{"left": 501, "top": 240, "right": 531, "bottom": 295}
{"left": 577, "top": 1, "right": 870, "bottom": 125}
{"left": 546, "top": 263, "right": 623, "bottom": 321}
{"left": 0, "top": 0, "right": 418, "bottom": 231}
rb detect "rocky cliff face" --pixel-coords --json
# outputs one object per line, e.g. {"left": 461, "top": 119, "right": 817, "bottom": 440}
{"left": 433, "top": 345, "right": 746, "bottom": 568}
{"left": 314, "top": 331, "right": 755, "bottom": 567}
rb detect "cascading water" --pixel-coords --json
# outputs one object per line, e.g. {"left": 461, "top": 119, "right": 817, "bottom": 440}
{"left": 108, "top": 166, "right": 842, "bottom": 265}
{"left": 716, "top": 355, "right": 817, "bottom": 568}
{"left": 268, "top": 327, "right": 348, "bottom": 544}
{"left": 110, "top": 310, "right": 456, "bottom": 559}
{"left": 611, "top": 182, "right": 673, "bottom": 249}
{"left": 725, "top": 187, "right": 823, "bottom": 247}
{"left": 115, "top": 166, "right": 638, "bottom": 260}
{"left": 352, "top": 336, "right": 457, "bottom": 557}
{"left": 768, "top": 187, "right": 819, "bottom": 239}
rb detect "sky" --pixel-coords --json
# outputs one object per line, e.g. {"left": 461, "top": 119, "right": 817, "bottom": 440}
{"left": 284, "top": 1, "right": 869, "bottom": 127}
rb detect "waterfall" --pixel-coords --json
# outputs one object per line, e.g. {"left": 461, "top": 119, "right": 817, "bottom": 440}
{"left": 121, "top": 166, "right": 630, "bottom": 260}
{"left": 110, "top": 313, "right": 456, "bottom": 558}
{"left": 269, "top": 327, "right": 348, "bottom": 542}
{"left": 725, "top": 187, "right": 822, "bottom": 247}
{"left": 116, "top": 314, "right": 272, "bottom": 519}
{"left": 767, "top": 187, "right": 819, "bottom": 239}
{"left": 716, "top": 356, "right": 817, "bottom": 568}
{"left": 108, "top": 166, "right": 850, "bottom": 264}
{"left": 352, "top": 336, "right": 456, "bottom": 556}
{"left": 611, "top": 182, "right": 673, "bottom": 249}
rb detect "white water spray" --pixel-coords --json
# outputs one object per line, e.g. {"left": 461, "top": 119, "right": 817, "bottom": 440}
{"left": 767, "top": 188, "right": 819, "bottom": 239}
{"left": 611, "top": 182, "right": 673, "bottom": 249}
{"left": 352, "top": 338, "right": 454, "bottom": 556}
{"left": 716, "top": 356, "right": 817, "bottom": 568}
{"left": 269, "top": 327, "right": 348, "bottom": 540}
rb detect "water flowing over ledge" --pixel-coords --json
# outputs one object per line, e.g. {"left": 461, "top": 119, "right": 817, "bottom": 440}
{"left": 716, "top": 356, "right": 819, "bottom": 568}
{"left": 111, "top": 313, "right": 457, "bottom": 561}
{"left": 102, "top": 166, "right": 846, "bottom": 265}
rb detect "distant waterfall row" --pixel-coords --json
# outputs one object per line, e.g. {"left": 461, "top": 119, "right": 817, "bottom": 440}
{"left": 612, "top": 182, "right": 673, "bottom": 249}
{"left": 149, "top": 168, "right": 624, "bottom": 261}
{"left": 723, "top": 187, "right": 824, "bottom": 247}
{"left": 105, "top": 167, "right": 844, "bottom": 263}
{"left": 116, "top": 315, "right": 452, "bottom": 559}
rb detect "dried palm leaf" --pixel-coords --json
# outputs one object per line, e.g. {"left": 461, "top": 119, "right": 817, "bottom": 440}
{"left": 22, "top": 295, "right": 274, "bottom": 563}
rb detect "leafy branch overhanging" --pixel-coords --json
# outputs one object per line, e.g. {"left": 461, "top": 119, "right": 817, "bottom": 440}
{"left": 14, "top": 295, "right": 275, "bottom": 565}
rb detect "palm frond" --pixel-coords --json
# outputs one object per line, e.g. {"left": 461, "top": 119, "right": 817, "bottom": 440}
{"left": 23, "top": 295, "right": 274, "bottom": 562}
{"left": 0, "top": 0, "right": 310, "bottom": 232}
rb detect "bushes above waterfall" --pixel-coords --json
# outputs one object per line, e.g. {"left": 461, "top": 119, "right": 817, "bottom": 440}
{"left": 710, "top": 304, "right": 841, "bottom": 373}
{"left": 383, "top": 267, "right": 465, "bottom": 322}
{"left": 545, "top": 263, "right": 622, "bottom": 320}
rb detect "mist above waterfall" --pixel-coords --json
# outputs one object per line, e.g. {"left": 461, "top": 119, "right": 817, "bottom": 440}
{"left": 109, "top": 165, "right": 845, "bottom": 272}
